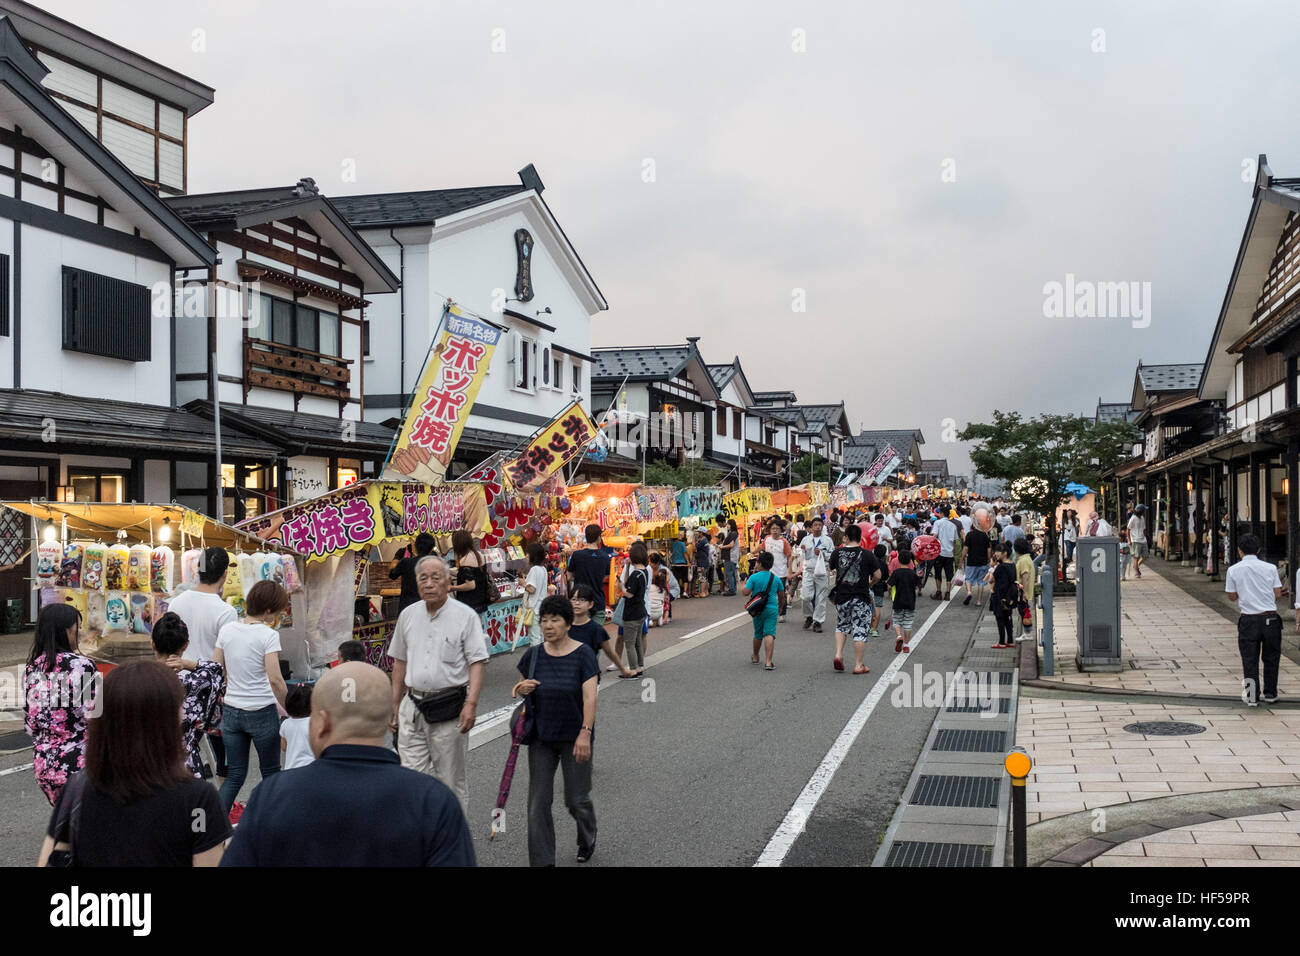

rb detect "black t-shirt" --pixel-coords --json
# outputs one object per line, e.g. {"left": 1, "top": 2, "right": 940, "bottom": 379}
{"left": 569, "top": 619, "right": 608, "bottom": 679}
{"left": 992, "top": 562, "right": 1018, "bottom": 600}
{"left": 567, "top": 548, "right": 610, "bottom": 601}
{"left": 830, "top": 547, "right": 879, "bottom": 598}
{"left": 622, "top": 566, "right": 648, "bottom": 620}
{"left": 964, "top": 530, "right": 990, "bottom": 566}
{"left": 887, "top": 567, "right": 922, "bottom": 611}
{"left": 453, "top": 563, "right": 489, "bottom": 613}
{"left": 517, "top": 643, "right": 599, "bottom": 742}
{"left": 49, "top": 775, "right": 230, "bottom": 866}
{"left": 389, "top": 555, "right": 421, "bottom": 610}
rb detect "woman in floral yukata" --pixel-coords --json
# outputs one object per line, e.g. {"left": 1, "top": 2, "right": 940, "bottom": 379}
{"left": 23, "top": 603, "right": 98, "bottom": 805}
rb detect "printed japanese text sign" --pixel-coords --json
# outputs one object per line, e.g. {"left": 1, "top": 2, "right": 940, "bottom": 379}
{"left": 386, "top": 306, "right": 500, "bottom": 483}
{"left": 502, "top": 401, "right": 597, "bottom": 490}
{"left": 676, "top": 487, "right": 723, "bottom": 518}
{"left": 721, "top": 487, "right": 772, "bottom": 520}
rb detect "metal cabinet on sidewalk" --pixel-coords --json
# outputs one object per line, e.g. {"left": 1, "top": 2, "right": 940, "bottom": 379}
{"left": 1075, "top": 536, "right": 1122, "bottom": 672}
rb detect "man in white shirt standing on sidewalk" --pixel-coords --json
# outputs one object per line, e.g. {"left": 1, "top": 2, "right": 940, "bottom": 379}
{"left": 389, "top": 555, "right": 488, "bottom": 815}
{"left": 800, "top": 516, "right": 834, "bottom": 633}
{"left": 1224, "top": 534, "right": 1284, "bottom": 706}
{"left": 1126, "top": 504, "right": 1148, "bottom": 578}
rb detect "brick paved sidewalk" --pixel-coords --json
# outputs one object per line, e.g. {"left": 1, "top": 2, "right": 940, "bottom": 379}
{"left": 1089, "top": 809, "right": 1300, "bottom": 867}
{"left": 1037, "top": 563, "right": 1300, "bottom": 698}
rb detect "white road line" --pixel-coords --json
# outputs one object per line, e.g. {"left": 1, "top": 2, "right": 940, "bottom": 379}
{"left": 0, "top": 762, "right": 33, "bottom": 777}
{"left": 468, "top": 610, "right": 750, "bottom": 751}
{"left": 754, "top": 597, "right": 955, "bottom": 867}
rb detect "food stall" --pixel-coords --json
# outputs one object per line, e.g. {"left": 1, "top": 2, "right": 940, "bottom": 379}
{"left": 0, "top": 500, "right": 301, "bottom": 667}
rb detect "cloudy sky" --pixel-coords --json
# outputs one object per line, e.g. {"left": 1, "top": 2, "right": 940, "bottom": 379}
{"left": 42, "top": 0, "right": 1300, "bottom": 475}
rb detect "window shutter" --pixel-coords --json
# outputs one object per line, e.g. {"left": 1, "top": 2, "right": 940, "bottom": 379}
{"left": 62, "top": 266, "right": 151, "bottom": 361}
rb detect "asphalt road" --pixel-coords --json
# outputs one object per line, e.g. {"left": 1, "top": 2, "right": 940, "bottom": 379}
{"left": 0, "top": 587, "right": 981, "bottom": 867}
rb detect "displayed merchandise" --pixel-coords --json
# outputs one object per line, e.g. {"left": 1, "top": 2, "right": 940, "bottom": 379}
{"left": 56, "top": 542, "right": 83, "bottom": 588}
{"left": 150, "top": 546, "right": 174, "bottom": 594}
{"left": 36, "top": 540, "right": 60, "bottom": 586}
{"left": 83, "top": 544, "right": 105, "bottom": 591}
{"left": 105, "top": 544, "right": 130, "bottom": 590}
{"left": 127, "top": 543, "right": 151, "bottom": 591}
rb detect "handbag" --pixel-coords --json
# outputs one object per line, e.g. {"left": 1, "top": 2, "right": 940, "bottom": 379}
{"left": 485, "top": 568, "right": 501, "bottom": 605}
{"left": 519, "top": 604, "right": 536, "bottom": 629}
{"left": 408, "top": 684, "right": 468, "bottom": 724}
{"left": 746, "top": 572, "right": 776, "bottom": 618}
{"left": 46, "top": 773, "right": 87, "bottom": 867}
{"left": 510, "top": 637, "right": 543, "bottom": 744}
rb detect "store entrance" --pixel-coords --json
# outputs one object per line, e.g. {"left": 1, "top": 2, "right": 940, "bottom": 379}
{"left": 0, "top": 479, "right": 46, "bottom": 615}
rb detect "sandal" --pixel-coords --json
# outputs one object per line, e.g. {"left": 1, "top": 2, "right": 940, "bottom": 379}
{"left": 765, "top": 663, "right": 775, "bottom": 671}
{"left": 833, "top": 657, "right": 844, "bottom": 671}
{"left": 751, "top": 657, "right": 761, "bottom": 665}
{"left": 853, "top": 665, "right": 869, "bottom": 675}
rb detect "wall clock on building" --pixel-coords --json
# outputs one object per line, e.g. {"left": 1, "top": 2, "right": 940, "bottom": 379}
{"left": 515, "top": 229, "right": 534, "bottom": 301}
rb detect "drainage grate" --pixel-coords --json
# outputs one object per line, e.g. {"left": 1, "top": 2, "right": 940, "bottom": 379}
{"left": 946, "top": 699, "right": 1011, "bottom": 714}
{"left": 910, "top": 775, "right": 1000, "bottom": 807}
{"left": 966, "top": 671, "right": 1014, "bottom": 686}
{"left": 1123, "top": 721, "right": 1205, "bottom": 736}
{"left": 885, "top": 841, "right": 992, "bottom": 867}
{"left": 933, "top": 729, "right": 1007, "bottom": 752}
{"left": 1129, "top": 659, "right": 1179, "bottom": 670}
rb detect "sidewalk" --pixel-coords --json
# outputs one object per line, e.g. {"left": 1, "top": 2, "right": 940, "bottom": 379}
{"left": 1035, "top": 563, "right": 1300, "bottom": 698}
{"left": 1019, "top": 559, "right": 1300, "bottom": 865}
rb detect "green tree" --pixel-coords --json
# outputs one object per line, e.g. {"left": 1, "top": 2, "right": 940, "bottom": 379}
{"left": 613, "top": 458, "right": 722, "bottom": 489}
{"left": 959, "top": 412, "right": 1139, "bottom": 558}
{"left": 790, "top": 453, "right": 831, "bottom": 484}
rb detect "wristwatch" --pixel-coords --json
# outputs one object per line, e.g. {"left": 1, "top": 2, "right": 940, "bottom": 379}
{"left": 580, "top": 725, "right": 593, "bottom": 732}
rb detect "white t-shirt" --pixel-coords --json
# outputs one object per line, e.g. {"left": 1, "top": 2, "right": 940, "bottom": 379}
{"left": 280, "top": 716, "right": 314, "bottom": 769}
{"left": 525, "top": 565, "right": 548, "bottom": 610}
{"left": 875, "top": 522, "right": 894, "bottom": 545}
{"left": 214, "top": 620, "right": 282, "bottom": 710}
{"left": 801, "top": 533, "right": 834, "bottom": 575}
{"left": 1225, "top": 555, "right": 1282, "bottom": 616}
{"left": 959, "top": 515, "right": 973, "bottom": 534}
{"left": 934, "top": 518, "right": 959, "bottom": 558}
{"left": 765, "top": 536, "right": 790, "bottom": 577}
{"left": 168, "top": 588, "right": 237, "bottom": 663}
{"left": 1127, "top": 514, "right": 1147, "bottom": 544}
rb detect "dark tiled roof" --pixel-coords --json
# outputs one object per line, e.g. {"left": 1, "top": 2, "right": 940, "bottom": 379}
{"left": 842, "top": 443, "right": 880, "bottom": 470}
{"left": 166, "top": 186, "right": 314, "bottom": 226}
{"left": 1137, "top": 364, "right": 1203, "bottom": 392}
{"left": 852, "top": 428, "right": 923, "bottom": 449}
{"left": 186, "top": 401, "right": 395, "bottom": 457}
{"left": 753, "top": 390, "right": 797, "bottom": 403}
{"left": 0, "top": 389, "right": 277, "bottom": 457}
{"left": 331, "top": 185, "right": 527, "bottom": 227}
{"left": 592, "top": 346, "right": 691, "bottom": 382}
{"left": 1096, "top": 402, "right": 1135, "bottom": 423}
{"left": 750, "top": 406, "right": 804, "bottom": 426}
{"left": 920, "top": 459, "right": 948, "bottom": 472}
{"left": 707, "top": 363, "right": 737, "bottom": 390}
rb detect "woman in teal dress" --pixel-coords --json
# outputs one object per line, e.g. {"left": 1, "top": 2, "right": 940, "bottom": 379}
{"left": 742, "top": 551, "right": 784, "bottom": 670}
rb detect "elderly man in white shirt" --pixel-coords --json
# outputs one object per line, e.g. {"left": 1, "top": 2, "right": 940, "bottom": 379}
{"left": 389, "top": 555, "right": 489, "bottom": 814}
{"left": 800, "top": 516, "right": 835, "bottom": 633}
{"left": 1225, "top": 534, "right": 1284, "bottom": 706}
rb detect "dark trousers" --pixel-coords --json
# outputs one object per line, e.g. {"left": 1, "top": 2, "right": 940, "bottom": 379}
{"left": 993, "top": 607, "right": 1014, "bottom": 643}
{"left": 527, "top": 738, "right": 596, "bottom": 867}
{"left": 933, "top": 556, "right": 955, "bottom": 586}
{"left": 1238, "top": 613, "right": 1282, "bottom": 701}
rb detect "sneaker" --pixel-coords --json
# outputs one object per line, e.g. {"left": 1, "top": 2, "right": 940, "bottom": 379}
{"left": 895, "top": 637, "right": 904, "bottom": 652}
{"left": 1247, "top": 700, "right": 1259, "bottom": 707}
{"left": 778, "top": 615, "right": 786, "bottom": 623}
{"left": 229, "top": 801, "right": 245, "bottom": 826}
{"left": 605, "top": 664, "right": 618, "bottom": 672}
{"left": 869, "top": 628, "right": 879, "bottom": 638}
{"left": 902, "top": 644, "right": 910, "bottom": 652}
{"left": 804, "top": 616, "right": 813, "bottom": 630}
{"left": 1015, "top": 636, "right": 1031, "bottom": 643}
{"left": 1263, "top": 694, "right": 1280, "bottom": 704}
{"left": 963, "top": 594, "right": 972, "bottom": 606}
{"left": 812, "top": 622, "right": 823, "bottom": 633}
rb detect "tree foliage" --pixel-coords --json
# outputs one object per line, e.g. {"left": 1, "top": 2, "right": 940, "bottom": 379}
{"left": 613, "top": 457, "right": 722, "bottom": 489}
{"left": 959, "top": 411, "right": 1139, "bottom": 555}
{"left": 790, "top": 453, "right": 831, "bottom": 484}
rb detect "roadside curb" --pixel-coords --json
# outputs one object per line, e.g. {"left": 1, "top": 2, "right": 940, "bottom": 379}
{"left": 1018, "top": 676, "right": 1300, "bottom": 707}
{"left": 1034, "top": 790, "right": 1300, "bottom": 866}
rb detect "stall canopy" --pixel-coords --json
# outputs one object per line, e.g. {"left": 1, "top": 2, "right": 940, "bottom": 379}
{"left": 770, "top": 488, "right": 811, "bottom": 512}
{"left": 1, "top": 500, "right": 277, "bottom": 552}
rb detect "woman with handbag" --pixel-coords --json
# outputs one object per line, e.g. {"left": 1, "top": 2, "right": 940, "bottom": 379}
{"left": 518, "top": 543, "right": 550, "bottom": 647}
{"left": 512, "top": 595, "right": 599, "bottom": 866}
{"left": 450, "top": 530, "right": 491, "bottom": 614}
{"left": 742, "top": 551, "right": 784, "bottom": 670}
{"left": 38, "top": 660, "right": 230, "bottom": 867}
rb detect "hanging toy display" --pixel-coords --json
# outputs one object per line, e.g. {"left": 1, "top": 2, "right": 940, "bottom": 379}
{"left": 85, "top": 590, "right": 107, "bottom": 641}
{"left": 105, "top": 543, "right": 129, "bottom": 589}
{"left": 130, "top": 592, "right": 154, "bottom": 634}
{"left": 56, "top": 542, "right": 83, "bottom": 588}
{"left": 257, "top": 551, "right": 284, "bottom": 588}
{"left": 181, "top": 548, "right": 202, "bottom": 587}
{"left": 150, "top": 545, "right": 174, "bottom": 594}
{"left": 127, "top": 544, "right": 152, "bottom": 591}
{"left": 280, "top": 553, "right": 301, "bottom": 593}
{"left": 36, "top": 539, "right": 60, "bottom": 587}
{"left": 223, "top": 551, "right": 245, "bottom": 615}
{"left": 238, "top": 552, "right": 260, "bottom": 596}
{"left": 83, "top": 543, "right": 106, "bottom": 592}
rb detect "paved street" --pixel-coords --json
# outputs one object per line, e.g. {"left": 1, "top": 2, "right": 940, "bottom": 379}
{"left": 0, "top": 589, "right": 984, "bottom": 867}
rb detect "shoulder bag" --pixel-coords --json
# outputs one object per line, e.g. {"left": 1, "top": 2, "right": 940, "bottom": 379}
{"left": 510, "top": 641, "right": 543, "bottom": 744}
{"left": 746, "top": 572, "right": 776, "bottom": 618}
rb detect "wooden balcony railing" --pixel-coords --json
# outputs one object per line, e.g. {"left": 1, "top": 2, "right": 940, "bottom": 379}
{"left": 244, "top": 338, "right": 354, "bottom": 402}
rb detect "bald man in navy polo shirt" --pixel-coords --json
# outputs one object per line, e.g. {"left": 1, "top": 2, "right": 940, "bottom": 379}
{"left": 222, "top": 663, "right": 474, "bottom": 867}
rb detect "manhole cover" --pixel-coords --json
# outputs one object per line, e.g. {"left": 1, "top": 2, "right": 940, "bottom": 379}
{"left": 1128, "top": 659, "right": 1179, "bottom": 670}
{"left": 1123, "top": 721, "right": 1206, "bottom": 736}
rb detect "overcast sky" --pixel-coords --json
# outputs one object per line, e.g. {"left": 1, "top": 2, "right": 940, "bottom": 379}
{"left": 42, "top": 0, "right": 1300, "bottom": 476}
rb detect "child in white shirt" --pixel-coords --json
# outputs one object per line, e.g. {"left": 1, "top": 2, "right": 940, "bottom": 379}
{"left": 280, "top": 683, "right": 315, "bottom": 770}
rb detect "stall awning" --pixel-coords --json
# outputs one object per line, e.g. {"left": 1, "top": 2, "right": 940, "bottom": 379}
{"left": 1, "top": 500, "right": 281, "bottom": 551}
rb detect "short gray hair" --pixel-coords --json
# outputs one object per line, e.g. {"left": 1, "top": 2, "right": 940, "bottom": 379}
{"left": 414, "top": 554, "right": 448, "bottom": 579}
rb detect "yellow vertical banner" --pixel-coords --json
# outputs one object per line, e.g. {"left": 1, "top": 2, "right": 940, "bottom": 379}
{"left": 385, "top": 305, "right": 501, "bottom": 484}
{"left": 502, "top": 401, "right": 598, "bottom": 489}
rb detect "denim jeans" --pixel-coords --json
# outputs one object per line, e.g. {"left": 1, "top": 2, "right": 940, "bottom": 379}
{"left": 219, "top": 703, "right": 281, "bottom": 811}
{"left": 724, "top": 560, "right": 738, "bottom": 594}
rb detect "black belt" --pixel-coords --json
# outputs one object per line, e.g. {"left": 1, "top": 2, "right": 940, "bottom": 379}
{"left": 1240, "top": 612, "right": 1278, "bottom": 618}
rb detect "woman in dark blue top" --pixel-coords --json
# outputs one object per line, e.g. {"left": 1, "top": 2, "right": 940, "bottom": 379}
{"left": 513, "top": 595, "right": 599, "bottom": 867}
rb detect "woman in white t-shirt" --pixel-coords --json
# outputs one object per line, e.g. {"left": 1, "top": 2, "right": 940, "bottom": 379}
{"left": 520, "top": 543, "right": 551, "bottom": 647}
{"left": 213, "top": 580, "right": 289, "bottom": 813}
